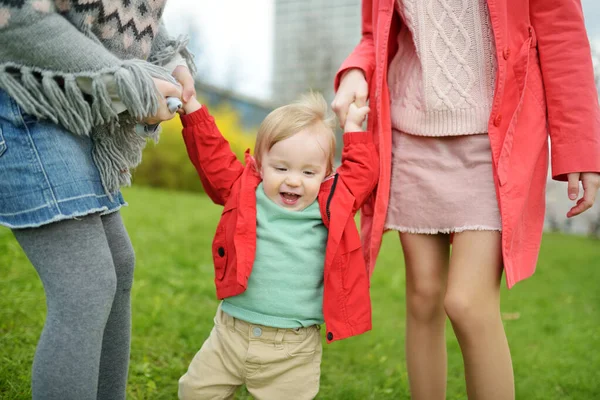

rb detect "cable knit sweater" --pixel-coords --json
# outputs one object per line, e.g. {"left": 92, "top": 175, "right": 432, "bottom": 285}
{"left": 0, "top": 0, "right": 195, "bottom": 194}
{"left": 388, "top": 0, "right": 496, "bottom": 136}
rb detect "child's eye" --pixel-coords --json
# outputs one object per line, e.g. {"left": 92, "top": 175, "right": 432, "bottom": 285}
{"left": 275, "top": 167, "right": 287, "bottom": 172}
{"left": 303, "top": 171, "right": 316, "bottom": 176}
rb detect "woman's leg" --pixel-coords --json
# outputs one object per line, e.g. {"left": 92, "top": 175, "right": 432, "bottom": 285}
{"left": 97, "top": 211, "right": 135, "bottom": 400}
{"left": 13, "top": 214, "right": 118, "bottom": 400}
{"left": 400, "top": 232, "right": 451, "bottom": 400}
{"left": 445, "top": 231, "right": 514, "bottom": 400}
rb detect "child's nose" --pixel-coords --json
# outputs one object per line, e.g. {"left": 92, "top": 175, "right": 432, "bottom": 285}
{"left": 285, "top": 174, "right": 301, "bottom": 187}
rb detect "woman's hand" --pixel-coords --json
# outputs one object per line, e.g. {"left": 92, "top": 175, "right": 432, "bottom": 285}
{"left": 331, "top": 68, "right": 369, "bottom": 129}
{"left": 140, "top": 78, "right": 183, "bottom": 125}
{"left": 566, "top": 172, "right": 600, "bottom": 217}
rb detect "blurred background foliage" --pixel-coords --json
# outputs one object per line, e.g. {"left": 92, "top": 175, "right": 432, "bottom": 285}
{"left": 133, "top": 98, "right": 256, "bottom": 194}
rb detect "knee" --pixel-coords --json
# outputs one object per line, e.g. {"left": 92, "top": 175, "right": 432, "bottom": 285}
{"left": 46, "top": 259, "right": 117, "bottom": 329}
{"left": 407, "top": 281, "right": 445, "bottom": 322}
{"left": 444, "top": 292, "right": 498, "bottom": 331}
{"left": 113, "top": 243, "right": 135, "bottom": 292}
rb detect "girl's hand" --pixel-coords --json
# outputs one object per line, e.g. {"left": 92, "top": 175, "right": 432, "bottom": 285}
{"left": 332, "top": 68, "right": 369, "bottom": 129}
{"left": 140, "top": 78, "right": 182, "bottom": 125}
{"left": 566, "top": 172, "right": 600, "bottom": 218}
{"left": 344, "top": 103, "right": 370, "bottom": 132}
{"left": 171, "top": 65, "right": 197, "bottom": 102}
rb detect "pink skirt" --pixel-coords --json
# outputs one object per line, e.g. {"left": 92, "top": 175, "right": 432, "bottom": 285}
{"left": 384, "top": 130, "right": 502, "bottom": 234}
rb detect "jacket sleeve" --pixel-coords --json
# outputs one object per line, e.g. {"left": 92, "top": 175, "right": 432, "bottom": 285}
{"left": 530, "top": 0, "right": 600, "bottom": 180}
{"left": 180, "top": 106, "right": 245, "bottom": 206}
{"left": 334, "top": 0, "right": 376, "bottom": 91}
{"left": 336, "top": 132, "right": 379, "bottom": 213}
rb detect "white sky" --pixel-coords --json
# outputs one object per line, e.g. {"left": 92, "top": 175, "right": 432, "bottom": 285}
{"left": 163, "top": 0, "right": 274, "bottom": 100}
{"left": 164, "top": 0, "right": 600, "bottom": 101}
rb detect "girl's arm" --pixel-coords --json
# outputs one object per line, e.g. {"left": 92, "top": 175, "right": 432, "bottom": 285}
{"left": 180, "top": 100, "right": 245, "bottom": 206}
{"left": 334, "top": 0, "right": 376, "bottom": 90}
{"left": 530, "top": 0, "right": 600, "bottom": 180}
{"left": 331, "top": 0, "right": 375, "bottom": 128}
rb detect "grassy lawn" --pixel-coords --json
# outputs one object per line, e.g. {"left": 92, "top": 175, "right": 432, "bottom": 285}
{"left": 1, "top": 186, "right": 599, "bottom": 399}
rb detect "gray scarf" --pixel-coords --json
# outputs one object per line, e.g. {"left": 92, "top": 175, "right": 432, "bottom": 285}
{"left": 0, "top": 0, "right": 196, "bottom": 194}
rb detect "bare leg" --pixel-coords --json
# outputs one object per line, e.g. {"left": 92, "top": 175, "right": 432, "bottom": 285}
{"left": 445, "top": 231, "right": 514, "bottom": 400}
{"left": 400, "top": 232, "right": 450, "bottom": 400}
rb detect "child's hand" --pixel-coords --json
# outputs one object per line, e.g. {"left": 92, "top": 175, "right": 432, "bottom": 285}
{"left": 344, "top": 103, "right": 370, "bottom": 132}
{"left": 181, "top": 97, "right": 202, "bottom": 115}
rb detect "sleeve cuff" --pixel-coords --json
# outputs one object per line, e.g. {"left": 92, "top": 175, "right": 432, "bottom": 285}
{"left": 343, "top": 131, "right": 373, "bottom": 145}
{"left": 181, "top": 105, "right": 211, "bottom": 128}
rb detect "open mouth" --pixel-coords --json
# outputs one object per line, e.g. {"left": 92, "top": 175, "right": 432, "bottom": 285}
{"left": 280, "top": 192, "right": 301, "bottom": 205}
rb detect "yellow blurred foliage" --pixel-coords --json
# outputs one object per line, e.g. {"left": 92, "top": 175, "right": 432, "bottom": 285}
{"left": 133, "top": 98, "right": 257, "bottom": 193}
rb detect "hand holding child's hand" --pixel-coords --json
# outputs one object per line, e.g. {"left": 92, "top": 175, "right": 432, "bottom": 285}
{"left": 332, "top": 68, "right": 369, "bottom": 129}
{"left": 140, "top": 78, "right": 182, "bottom": 125}
{"left": 344, "top": 103, "right": 370, "bottom": 133}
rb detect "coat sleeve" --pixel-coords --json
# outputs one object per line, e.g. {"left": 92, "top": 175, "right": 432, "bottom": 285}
{"left": 336, "top": 132, "right": 379, "bottom": 213}
{"left": 334, "top": 0, "right": 376, "bottom": 91}
{"left": 530, "top": 0, "right": 600, "bottom": 180}
{"left": 180, "top": 106, "right": 245, "bottom": 205}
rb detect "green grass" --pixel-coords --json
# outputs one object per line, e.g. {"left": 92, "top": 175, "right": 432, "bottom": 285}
{"left": 1, "top": 186, "right": 599, "bottom": 399}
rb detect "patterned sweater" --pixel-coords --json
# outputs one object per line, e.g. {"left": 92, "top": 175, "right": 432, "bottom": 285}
{"left": 388, "top": 0, "right": 496, "bottom": 136}
{"left": 0, "top": 0, "right": 196, "bottom": 193}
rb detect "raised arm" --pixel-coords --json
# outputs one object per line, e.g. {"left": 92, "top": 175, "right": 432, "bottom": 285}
{"left": 180, "top": 101, "right": 245, "bottom": 206}
{"left": 336, "top": 104, "right": 379, "bottom": 213}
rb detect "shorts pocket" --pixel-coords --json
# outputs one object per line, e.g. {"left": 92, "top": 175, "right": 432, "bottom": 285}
{"left": 284, "top": 329, "right": 321, "bottom": 358}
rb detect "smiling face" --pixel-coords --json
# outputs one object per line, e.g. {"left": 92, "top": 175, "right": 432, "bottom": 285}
{"left": 260, "top": 123, "right": 331, "bottom": 211}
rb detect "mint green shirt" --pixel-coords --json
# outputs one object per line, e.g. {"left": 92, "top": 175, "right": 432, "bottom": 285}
{"left": 221, "top": 183, "right": 328, "bottom": 328}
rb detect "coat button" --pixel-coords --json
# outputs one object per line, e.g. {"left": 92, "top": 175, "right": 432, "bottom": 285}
{"left": 493, "top": 114, "right": 503, "bottom": 127}
{"left": 503, "top": 47, "right": 511, "bottom": 60}
{"left": 217, "top": 247, "right": 225, "bottom": 257}
{"left": 326, "top": 332, "right": 333, "bottom": 341}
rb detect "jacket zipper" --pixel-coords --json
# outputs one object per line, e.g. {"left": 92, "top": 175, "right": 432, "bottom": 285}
{"left": 326, "top": 174, "right": 339, "bottom": 223}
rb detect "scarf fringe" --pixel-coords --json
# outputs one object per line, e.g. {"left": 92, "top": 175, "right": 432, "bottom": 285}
{"left": 148, "top": 35, "right": 197, "bottom": 76}
{"left": 0, "top": 61, "right": 176, "bottom": 194}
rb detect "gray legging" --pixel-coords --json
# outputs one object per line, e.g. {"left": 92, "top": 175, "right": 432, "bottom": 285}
{"left": 13, "top": 211, "right": 135, "bottom": 400}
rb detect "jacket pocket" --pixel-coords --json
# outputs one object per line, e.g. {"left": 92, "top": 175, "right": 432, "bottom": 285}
{"left": 338, "top": 227, "right": 363, "bottom": 291}
{"left": 212, "top": 202, "right": 236, "bottom": 280}
{"left": 0, "top": 126, "right": 6, "bottom": 157}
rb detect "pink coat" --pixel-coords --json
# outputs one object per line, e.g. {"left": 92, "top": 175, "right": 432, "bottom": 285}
{"left": 335, "top": 0, "right": 600, "bottom": 288}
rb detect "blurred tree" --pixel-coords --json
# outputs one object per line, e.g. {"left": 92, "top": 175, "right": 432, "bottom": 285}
{"left": 133, "top": 99, "right": 256, "bottom": 193}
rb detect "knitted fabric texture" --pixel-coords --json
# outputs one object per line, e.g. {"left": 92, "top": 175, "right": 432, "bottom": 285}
{"left": 0, "top": 0, "right": 196, "bottom": 194}
{"left": 388, "top": 0, "right": 497, "bottom": 136}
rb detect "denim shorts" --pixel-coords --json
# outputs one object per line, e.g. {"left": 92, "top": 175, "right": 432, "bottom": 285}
{"left": 0, "top": 88, "right": 126, "bottom": 229}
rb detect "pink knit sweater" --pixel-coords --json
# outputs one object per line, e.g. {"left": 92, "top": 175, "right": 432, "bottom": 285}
{"left": 388, "top": 0, "right": 497, "bottom": 136}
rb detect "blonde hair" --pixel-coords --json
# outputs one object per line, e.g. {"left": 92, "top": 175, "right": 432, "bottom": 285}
{"left": 255, "top": 91, "right": 337, "bottom": 175}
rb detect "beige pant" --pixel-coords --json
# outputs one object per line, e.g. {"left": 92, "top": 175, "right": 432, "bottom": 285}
{"left": 179, "top": 304, "right": 322, "bottom": 400}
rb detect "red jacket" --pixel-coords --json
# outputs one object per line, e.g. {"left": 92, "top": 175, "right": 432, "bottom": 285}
{"left": 180, "top": 106, "right": 379, "bottom": 343}
{"left": 336, "top": 0, "right": 600, "bottom": 288}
